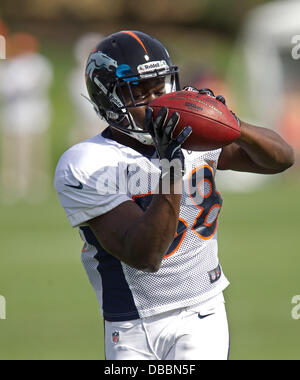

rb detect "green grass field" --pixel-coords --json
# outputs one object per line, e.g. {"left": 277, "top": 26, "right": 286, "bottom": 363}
{"left": 0, "top": 178, "right": 299, "bottom": 360}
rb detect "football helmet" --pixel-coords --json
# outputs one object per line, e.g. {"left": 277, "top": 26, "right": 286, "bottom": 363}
{"left": 85, "top": 30, "right": 180, "bottom": 145}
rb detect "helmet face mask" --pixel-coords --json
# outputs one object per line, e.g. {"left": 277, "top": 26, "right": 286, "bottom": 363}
{"left": 85, "top": 31, "right": 180, "bottom": 145}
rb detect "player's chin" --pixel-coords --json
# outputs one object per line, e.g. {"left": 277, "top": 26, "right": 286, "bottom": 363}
{"left": 130, "top": 108, "right": 147, "bottom": 130}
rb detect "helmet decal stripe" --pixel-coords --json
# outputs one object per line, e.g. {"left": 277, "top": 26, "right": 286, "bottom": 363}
{"left": 120, "top": 31, "right": 149, "bottom": 55}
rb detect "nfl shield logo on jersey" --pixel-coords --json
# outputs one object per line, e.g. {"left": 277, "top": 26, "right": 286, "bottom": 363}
{"left": 208, "top": 264, "right": 222, "bottom": 284}
{"left": 112, "top": 331, "right": 120, "bottom": 344}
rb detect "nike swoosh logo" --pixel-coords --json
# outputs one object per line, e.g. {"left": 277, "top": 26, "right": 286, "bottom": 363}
{"left": 198, "top": 313, "right": 215, "bottom": 320}
{"left": 65, "top": 182, "right": 83, "bottom": 190}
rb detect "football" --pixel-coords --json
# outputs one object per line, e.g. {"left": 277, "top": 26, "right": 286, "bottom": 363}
{"left": 149, "top": 90, "right": 241, "bottom": 151}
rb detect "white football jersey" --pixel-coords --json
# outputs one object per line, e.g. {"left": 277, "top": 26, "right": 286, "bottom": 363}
{"left": 54, "top": 129, "right": 229, "bottom": 321}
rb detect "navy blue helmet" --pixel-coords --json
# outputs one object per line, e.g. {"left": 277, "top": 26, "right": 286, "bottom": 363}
{"left": 85, "top": 30, "right": 180, "bottom": 145}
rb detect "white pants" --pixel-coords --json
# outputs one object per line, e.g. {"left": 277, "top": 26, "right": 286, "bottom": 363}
{"left": 105, "top": 295, "right": 230, "bottom": 360}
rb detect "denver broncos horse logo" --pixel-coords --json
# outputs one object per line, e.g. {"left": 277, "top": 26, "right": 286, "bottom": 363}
{"left": 86, "top": 51, "right": 118, "bottom": 81}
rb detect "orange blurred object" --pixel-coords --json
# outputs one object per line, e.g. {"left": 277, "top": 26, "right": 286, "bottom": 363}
{"left": 6, "top": 33, "right": 39, "bottom": 58}
{"left": 0, "top": 19, "right": 8, "bottom": 37}
{"left": 280, "top": 93, "right": 300, "bottom": 151}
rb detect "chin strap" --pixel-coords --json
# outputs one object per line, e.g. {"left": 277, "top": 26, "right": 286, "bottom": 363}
{"left": 126, "top": 113, "right": 155, "bottom": 146}
{"left": 127, "top": 128, "right": 154, "bottom": 146}
{"left": 111, "top": 125, "right": 155, "bottom": 146}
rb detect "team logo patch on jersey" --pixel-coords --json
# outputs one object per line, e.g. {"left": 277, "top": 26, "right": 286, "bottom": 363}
{"left": 208, "top": 264, "right": 221, "bottom": 284}
{"left": 112, "top": 331, "right": 120, "bottom": 344}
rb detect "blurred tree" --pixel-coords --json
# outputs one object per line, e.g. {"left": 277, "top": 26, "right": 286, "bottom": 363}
{"left": 0, "top": 0, "right": 274, "bottom": 34}
{"left": 121, "top": 0, "right": 203, "bottom": 23}
{"left": 197, "top": 0, "right": 274, "bottom": 33}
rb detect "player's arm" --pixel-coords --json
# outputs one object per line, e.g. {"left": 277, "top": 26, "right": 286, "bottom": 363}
{"left": 217, "top": 121, "right": 294, "bottom": 173}
{"left": 88, "top": 107, "right": 192, "bottom": 273}
{"left": 88, "top": 187, "right": 181, "bottom": 273}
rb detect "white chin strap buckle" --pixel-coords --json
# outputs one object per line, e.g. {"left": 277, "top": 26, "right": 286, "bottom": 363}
{"left": 132, "top": 131, "right": 154, "bottom": 146}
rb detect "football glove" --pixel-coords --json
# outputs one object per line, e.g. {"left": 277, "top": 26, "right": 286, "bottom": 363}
{"left": 183, "top": 86, "right": 215, "bottom": 97}
{"left": 146, "top": 106, "right": 192, "bottom": 181}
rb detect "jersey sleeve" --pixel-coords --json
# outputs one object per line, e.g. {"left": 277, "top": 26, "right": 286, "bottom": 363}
{"left": 55, "top": 156, "right": 131, "bottom": 228}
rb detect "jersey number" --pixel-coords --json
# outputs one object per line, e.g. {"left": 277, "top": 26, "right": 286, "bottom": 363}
{"left": 132, "top": 165, "right": 222, "bottom": 259}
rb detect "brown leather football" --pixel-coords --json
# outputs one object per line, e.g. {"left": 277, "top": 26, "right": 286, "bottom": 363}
{"left": 149, "top": 90, "right": 241, "bottom": 151}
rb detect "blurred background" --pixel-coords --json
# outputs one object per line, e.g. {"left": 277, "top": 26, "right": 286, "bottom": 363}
{"left": 0, "top": 0, "right": 299, "bottom": 360}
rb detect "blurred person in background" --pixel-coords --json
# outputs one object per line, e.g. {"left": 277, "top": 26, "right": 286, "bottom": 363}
{"left": 68, "top": 32, "right": 107, "bottom": 144}
{"left": 236, "top": 0, "right": 300, "bottom": 161}
{"left": 0, "top": 32, "right": 53, "bottom": 203}
{"left": 215, "top": 0, "right": 300, "bottom": 191}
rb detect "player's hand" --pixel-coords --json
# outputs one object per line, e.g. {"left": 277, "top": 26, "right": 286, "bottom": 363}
{"left": 183, "top": 86, "right": 215, "bottom": 97}
{"left": 183, "top": 86, "right": 241, "bottom": 126}
{"left": 146, "top": 106, "right": 192, "bottom": 162}
{"left": 146, "top": 106, "right": 192, "bottom": 179}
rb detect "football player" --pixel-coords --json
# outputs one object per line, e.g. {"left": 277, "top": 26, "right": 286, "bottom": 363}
{"left": 54, "top": 31, "right": 294, "bottom": 360}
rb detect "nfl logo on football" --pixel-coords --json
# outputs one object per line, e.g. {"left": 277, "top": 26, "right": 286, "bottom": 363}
{"left": 112, "top": 331, "right": 120, "bottom": 344}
